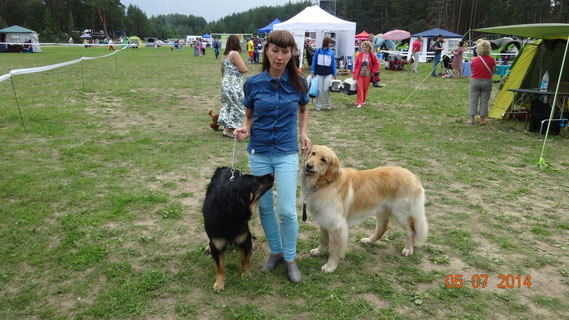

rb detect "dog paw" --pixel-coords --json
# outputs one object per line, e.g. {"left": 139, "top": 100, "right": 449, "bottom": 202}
{"left": 205, "top": 245, "right": 211, "bottom": 254}
{"left": 401, "top": 248, "right": 413, "bottom": 256}
{"left": 321, "top": 263, "right": 337, "bottom": 273}
{"left": 241, "top": 270, "right": 252, "bottom": 278}
{"left": 213, "top": 281, "right": 225, "bottom": 292}
{"left": 310, "top": 248, "right": 324, "bottom": 256}
{"left": 360, "top": 237, "right": 375, "bottom": 245}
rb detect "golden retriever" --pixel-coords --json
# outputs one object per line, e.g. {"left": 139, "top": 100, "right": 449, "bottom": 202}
{"left": 303, "top": 145, "right": 428, "bottom": 273}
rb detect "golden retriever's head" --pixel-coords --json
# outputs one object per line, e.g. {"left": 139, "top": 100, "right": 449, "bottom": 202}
{"left": 304, "top": 145, "right": 340, "bottom": 183}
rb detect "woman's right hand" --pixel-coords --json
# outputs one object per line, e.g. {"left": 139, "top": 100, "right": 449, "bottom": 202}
{"left": 234, "top": 127, "right": 249, "bottom": 141}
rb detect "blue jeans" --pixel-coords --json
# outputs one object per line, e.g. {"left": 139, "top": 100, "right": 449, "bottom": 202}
{"left": 432, "top": 54, "right": 441, "bottom": 76}
{"left": 248, "top": 152, "right": 299, "bottom": 262}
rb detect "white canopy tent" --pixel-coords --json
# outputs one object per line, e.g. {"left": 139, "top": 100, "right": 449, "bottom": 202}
{"left": 273, "top": 5, "right": 356, "bottom": 70}
{"left": 0, "top": 25, "right": 41, "bottom": 52}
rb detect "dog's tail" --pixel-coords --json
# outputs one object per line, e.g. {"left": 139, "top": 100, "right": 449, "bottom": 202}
{"left": 413, "top": 189, "right": 428, "bottom": 245}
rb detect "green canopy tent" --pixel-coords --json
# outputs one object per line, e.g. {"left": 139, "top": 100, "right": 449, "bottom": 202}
{"left": 474, "top": 23, "right": 569, "bottom": 166}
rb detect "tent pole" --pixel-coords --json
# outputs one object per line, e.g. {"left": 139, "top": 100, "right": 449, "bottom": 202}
{"left": 80, "top": 58, "right": 85, "bottom": 91}
{"left": 539, "top": 43, "right": 543, "bottom": 88}
{"left": 537, "top": 37, "right": 569, "bottom": 168}
{"left": 8, "top": 69, "right": 27, "bottom": 134}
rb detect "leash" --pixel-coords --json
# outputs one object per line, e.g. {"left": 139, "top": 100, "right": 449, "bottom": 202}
{"left": 230, "top": 134, "right": 243, "bottom": 181}
{"left": 301, "top": 149, "right": 307, "bottom": 221}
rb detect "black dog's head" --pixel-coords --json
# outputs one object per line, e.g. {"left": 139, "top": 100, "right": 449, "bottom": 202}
{"left": 227, "top": 172, "right": 274, "bottom": 217}
{"left": 205, "top": 167, "right": 274, "bottom": 221}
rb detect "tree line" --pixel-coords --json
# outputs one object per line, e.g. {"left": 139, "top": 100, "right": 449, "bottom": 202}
{"left": 1, "top": 0, "right": 568, "bottom": 42}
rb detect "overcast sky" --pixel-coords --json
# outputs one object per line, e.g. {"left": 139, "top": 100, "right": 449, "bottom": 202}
{"left": 120, "top": 0, "right": 306, "bottom": 22}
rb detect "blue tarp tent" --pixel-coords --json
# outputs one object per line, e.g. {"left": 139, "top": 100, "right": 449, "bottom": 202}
{"left": 411, "top": 28, "right": 462, "bottom": 38}
{"left": 258, "top": 18, "right": 281, "bottom": 34}
{"left": 202, "top": 33, "right": 211, "bottom": 38}
{"left": 373, "top": 38, "right": 395, "bottom": 50}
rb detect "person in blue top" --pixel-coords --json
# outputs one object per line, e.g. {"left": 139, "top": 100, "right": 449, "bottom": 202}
{"left": 311, "top": 37, "right": 337, "bottom": 110}
{"left": 234, "top": 30, "right": 310, "bottom": 284}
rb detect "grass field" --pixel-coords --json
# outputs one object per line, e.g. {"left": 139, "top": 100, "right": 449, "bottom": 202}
{"left": 1, "top": 46, "right": 569, "bottom": 319}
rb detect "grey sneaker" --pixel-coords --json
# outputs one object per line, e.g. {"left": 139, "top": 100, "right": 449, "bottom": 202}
{"left": 261, "top": 254, "right": 283, "bottom": 272}
{"left": 285, "top": 261, "right": 301, "bottom": 283}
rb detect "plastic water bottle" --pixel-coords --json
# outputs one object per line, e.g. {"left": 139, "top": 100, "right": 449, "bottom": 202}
{"left": 540, "top": 71, "right": 549, "bottom": 92}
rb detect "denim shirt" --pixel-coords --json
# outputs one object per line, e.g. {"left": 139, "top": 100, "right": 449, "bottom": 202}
{"left": 242, "top": 69, "right": 310, "bottom": 155}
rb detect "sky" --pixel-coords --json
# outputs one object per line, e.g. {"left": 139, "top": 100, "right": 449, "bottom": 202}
{"left": 120, "top": 0, "right": 305, "bottom": 22}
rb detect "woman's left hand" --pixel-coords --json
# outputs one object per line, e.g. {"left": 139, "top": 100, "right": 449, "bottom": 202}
{"left": 300, "top": 133, "right": 311, "bottom": 155}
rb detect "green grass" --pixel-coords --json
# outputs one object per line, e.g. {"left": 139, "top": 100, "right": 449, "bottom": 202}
{"left": 1, "top": 46, "right": 569, "bottom": 319}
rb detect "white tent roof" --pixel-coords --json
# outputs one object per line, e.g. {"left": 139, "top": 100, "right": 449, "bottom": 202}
{"left": 273, "top": 5, "right": 355, "bottom": 31}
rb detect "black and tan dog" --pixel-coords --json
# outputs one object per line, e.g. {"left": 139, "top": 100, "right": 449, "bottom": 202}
{"left": 202, "top": 167, "right": 274, "bottom": 292}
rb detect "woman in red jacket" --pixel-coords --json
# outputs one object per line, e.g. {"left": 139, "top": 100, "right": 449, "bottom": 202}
{"left": 353, "top": 41, "right": 379, "bottom": 108}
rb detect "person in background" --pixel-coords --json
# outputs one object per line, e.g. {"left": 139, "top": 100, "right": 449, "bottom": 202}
{"left": 311, "top": 37, "right": 337, "bottom": 110}
{"left": 212, "top": 37, "right": 220, "bottom": 59}
{"left": 304, "top": 39, "right": 314, "bottom": 67}
{"left": 372, "top": 33, "right": 382, "bottom": 52}
{"left": 108, "top": 38, "right": 114, "bottom": 51}
{"left": 218, "top": 35, "right": 248, "bottom": 138}
{"left": 452, "top": 40, "right": 465, "bottom": 78}
{"left": 178, "top": 39, "right": 184, "bottom": 52}
{"left": 411, "top": 36, "right": 422, "bottom": 73}
{"left": 193, "top": 40, "right": 199, "bottom": 56}
{"left": 468, "top": 39, "right": 496, "bottom": 125}
{"left": 253, "top": 35, "right": 260, "bottom": 64}
{"left": 234, "top": 30, "right": 310, "bottom": 284}
{"left": 247, "top": 37, "right": 255, "bottom": 63}
{"left": 431, "top": 34, "right": 444, "bottom": 77}
{"left": 367, "top": 33, "right": 381, "bottom": 88}
{"left": 353, "top": 41, "right": 379, "bottom": 108}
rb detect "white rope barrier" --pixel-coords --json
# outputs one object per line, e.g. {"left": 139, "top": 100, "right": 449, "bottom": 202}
{"left": 0, "top": 42, "right": 129, "bottom": 46}
{"left": 0, "top": 45, "right": 129, "bottom": 83}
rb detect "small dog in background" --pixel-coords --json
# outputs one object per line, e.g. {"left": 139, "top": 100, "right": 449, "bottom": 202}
{"left": 202, "top": 167, "right": 274, "bottom": 292}
{"left": 303, "top": 145, "right": 428, "bottom": 273}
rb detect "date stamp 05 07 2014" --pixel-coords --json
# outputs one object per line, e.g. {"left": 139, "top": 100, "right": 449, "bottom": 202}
{"left": 446, "top": 274, "right": 532, "bottom": 289}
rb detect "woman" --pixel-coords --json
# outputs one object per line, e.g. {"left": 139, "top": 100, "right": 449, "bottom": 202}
{"left": 311, "top": 37, "right": 337, "bottom": 110}
{"left": 218, "top": 35, "right": 248, "bottom": 137}
{"left": 469, "top": 39, "right": 496, "bottom": 125}
{"left": 452, "top": 41, "right": 465, "bottom": 78}
{"left": 353, "top": 41, "right": 379, "bottom": 108}
{"left": 234, "top": 30, "right": 310, "bottom": 284}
